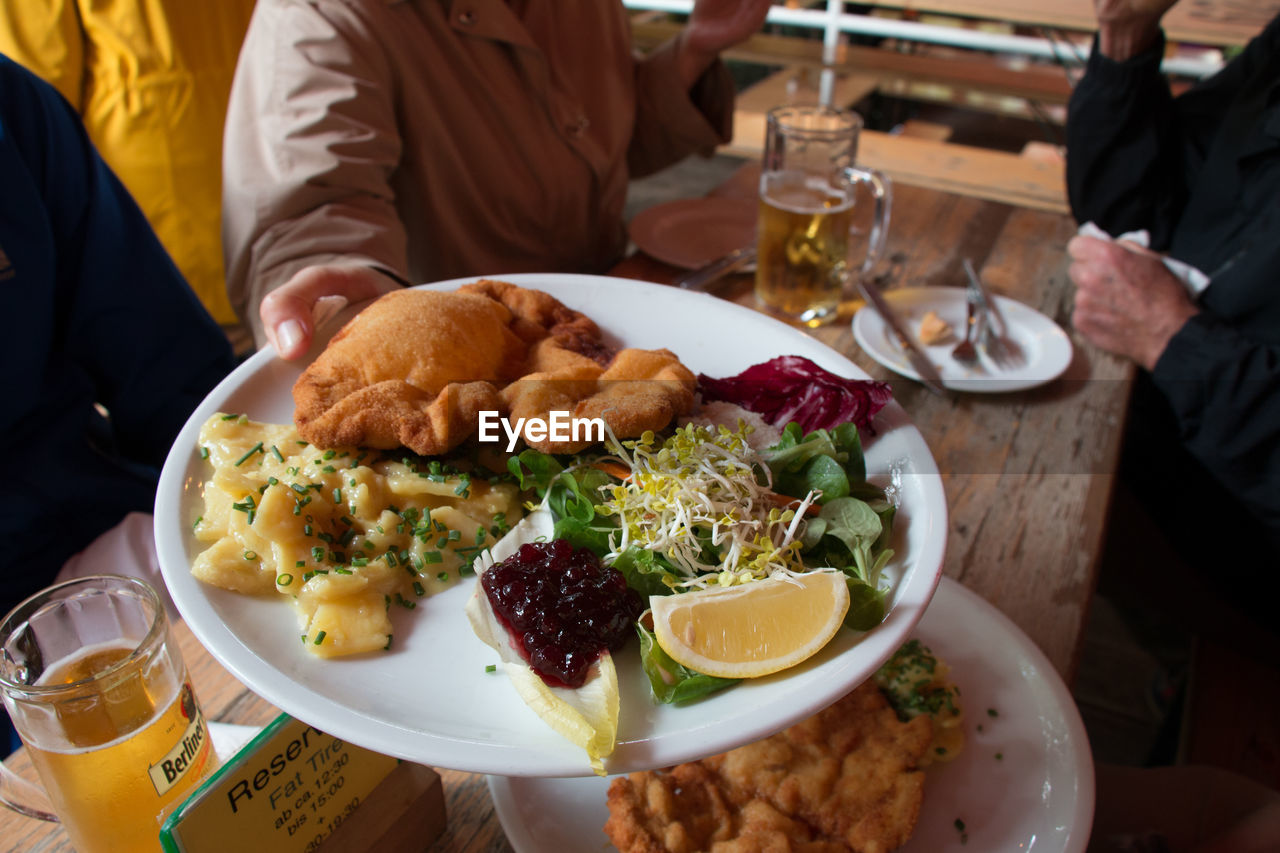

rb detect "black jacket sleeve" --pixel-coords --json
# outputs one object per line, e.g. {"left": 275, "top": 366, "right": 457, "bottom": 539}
{"left": 1066, "top": 18, "right": 1280, "bottom": 548}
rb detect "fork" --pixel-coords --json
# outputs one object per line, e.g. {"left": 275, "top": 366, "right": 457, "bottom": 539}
{"left": 963, "top": 258, "right": 1026, "bottom": 369}
{"left": 951, "top": 285, "right": 981, "bottom": 368}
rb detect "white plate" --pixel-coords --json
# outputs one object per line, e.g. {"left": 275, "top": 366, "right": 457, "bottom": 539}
{"left": 629, "top": 197, "right": 757, "bottom": 270}
{"left": 488, "top": 576, "right": 1095, "bottom": 853}
{"left": 852, "top": 285, "right": 1073, "bottom": 393}
{"left": 155, "top": 274, "right": 946, "bottom": 778}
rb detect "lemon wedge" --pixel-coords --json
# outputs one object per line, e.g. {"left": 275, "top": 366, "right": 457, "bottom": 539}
{"left": 650, "top": 571, "right": 850, "bottom": 679}
{"left": 464, "top": 508, "right": 619, "bottom": 775}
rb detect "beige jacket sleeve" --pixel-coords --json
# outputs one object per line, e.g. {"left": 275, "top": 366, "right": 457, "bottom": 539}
{"left": 628, "top": 34, "right": 736, "bottom": 179}
{"left": 222, "top": 0, "right": 408, "bottom": 346}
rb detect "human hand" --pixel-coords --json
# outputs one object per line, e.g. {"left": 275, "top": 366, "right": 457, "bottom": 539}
{"left": 1067, "top": 235, "right": 1199, "bottom": 371}
{"left": 676, "top": 0, "right": 772, "bottom": 87}
{"left": 1092, "top": 0, "right": 1180, "bottom": 59}
{"left": 260, "top": 264, "right": 401, "bottom": 360}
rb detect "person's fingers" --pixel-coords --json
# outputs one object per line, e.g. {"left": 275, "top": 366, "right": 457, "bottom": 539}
{"left": 261, "top": 286, "right": 318, "bottom": 360}
{"left": 260, "top": 266, "right": 397, "bottom": 360}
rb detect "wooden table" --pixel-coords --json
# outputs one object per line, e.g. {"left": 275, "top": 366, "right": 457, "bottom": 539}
{"left": 836, "top": 0, "right": 1276, "bottom": 46}
{"left": 2, "top": 174, "right": 1132, "bottom": 852}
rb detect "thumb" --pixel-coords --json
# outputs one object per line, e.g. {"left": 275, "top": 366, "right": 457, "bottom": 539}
{"left": 260, "top": 265, "right": 399, "bottom": 360}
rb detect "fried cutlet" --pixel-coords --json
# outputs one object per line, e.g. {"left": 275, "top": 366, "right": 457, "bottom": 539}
{"left": 292, "top": 287, "right": 527, "bottom": 455}
{"left": 604, "top": 681, "right": 933, "bottom": 853}
{"left": 606, "top": 762, "right": 850, "bottom": 853}
{"left": 291, "top": 280, "right": 695, "bottom": 456}
{"left": 501, "top": 345, "right": 697, "bottom": 454}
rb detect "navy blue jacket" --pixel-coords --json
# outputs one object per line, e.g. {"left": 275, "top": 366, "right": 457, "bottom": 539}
{"left": 0, "top": 55, "right": 234, "bottom": 618}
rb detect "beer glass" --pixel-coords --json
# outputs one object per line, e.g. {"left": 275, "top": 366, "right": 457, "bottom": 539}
{"left": 755, "top": 105, "right": 892, "bottom": 326}
{"left": 0, "top": 575, "right": 216, "bottom": 852}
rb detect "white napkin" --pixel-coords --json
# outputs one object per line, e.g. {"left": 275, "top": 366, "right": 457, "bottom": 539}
{"left": 1077, "top": 221, "right": 1210, "bottom": 297}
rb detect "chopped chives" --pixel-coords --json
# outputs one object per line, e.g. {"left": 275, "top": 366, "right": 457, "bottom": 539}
{"left": 313, "top": 631, "right": 326, "bottom": 645}
{"left": 422, "top": 551, "right": 443, "bottom": 564}
{"left": 278, "top": 574, "right": 294, "bottom": 587}
{"left": 234, "top": 442, "right": 264, "bottom": 467}
{"left": 270, "top": 445, "right": 284, "bottom": 462}
{"left": 244, "top": 550, "right": 258, "bottom": 561}
{"left": 412, "top": 581, "right": 425, "bottom": 597}
{"left": 436, "top": 571, "right": 448, "bottom": 583}
{"left": 199, "top": 446, "right": 210, "bottom": 459}
{"left": 485, "top": 664, "right": 497, "bottom": 673}
{"left": 312, "top": 546, "right": 325, "bottom": 562}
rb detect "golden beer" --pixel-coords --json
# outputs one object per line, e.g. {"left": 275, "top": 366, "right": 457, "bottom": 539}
{"left": 754, "top": 179, "right": 855, "bottom": 324}
{"left": 23, "top": 641, "right": 214, "bottom": 853}
{"left": 1, "top": 577, "right": 216, "bottom": 853}
{"left": 753, "top": 105, "right": 891, "bottom": 326}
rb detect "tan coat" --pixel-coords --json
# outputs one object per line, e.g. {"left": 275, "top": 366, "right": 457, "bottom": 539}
{"left": 223, "top": 0, "right": 735, "bottom": 346}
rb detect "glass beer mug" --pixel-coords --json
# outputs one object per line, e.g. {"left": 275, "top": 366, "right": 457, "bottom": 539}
{"left": 0, "top": 575, "right": 216, "bottom": 852}
{"left": 755, "top": 104, "right": 892, "bottom": 327}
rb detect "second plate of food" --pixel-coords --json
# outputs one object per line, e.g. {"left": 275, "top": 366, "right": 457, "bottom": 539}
{"left": 852, "top": 285, "right": 1073, "bottom": 393}
{"left": 489, "top": 576, "right": 1095, "bottom": 853}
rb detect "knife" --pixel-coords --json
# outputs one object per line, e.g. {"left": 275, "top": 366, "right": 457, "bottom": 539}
{"left": 855, "top": 278, "right": 949, "bottom": 395}
{"left": 673, "top": 245, "right": 756, "bottom": 291}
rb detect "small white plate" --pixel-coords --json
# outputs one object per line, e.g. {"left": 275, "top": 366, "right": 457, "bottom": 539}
{"left": 487, "top": 576, "right": 1095, "bottom": 853}
{"left": 852, "top": 286, "right": 1073, "bottom": 393}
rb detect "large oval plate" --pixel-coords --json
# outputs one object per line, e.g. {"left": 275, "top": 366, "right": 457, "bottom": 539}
{"left": 155, "top": 274, "right": 947, "bottom": 777}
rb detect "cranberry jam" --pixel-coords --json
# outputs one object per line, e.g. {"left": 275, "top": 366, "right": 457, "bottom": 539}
{"left": 482, "top": 539, "right": 642, "bottom": 689}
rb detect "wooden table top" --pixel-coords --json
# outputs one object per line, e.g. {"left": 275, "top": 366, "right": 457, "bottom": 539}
{"left": 861, "top": 0, "right": 1277, "bottom": 47}
{"left": 2, "top": 171, "right": 1132, "bottom": 852}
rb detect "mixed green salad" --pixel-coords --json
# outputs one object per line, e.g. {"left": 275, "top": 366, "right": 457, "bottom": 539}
{"left": 506, "top": 415, "right": 897, "bottom": 705}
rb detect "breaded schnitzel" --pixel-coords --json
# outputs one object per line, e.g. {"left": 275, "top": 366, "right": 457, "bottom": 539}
{"left": 292, "top": 280, "right": 695, "bottom": 455}
{"left": 604, "top": 681, "right": 933, "bottom": 853}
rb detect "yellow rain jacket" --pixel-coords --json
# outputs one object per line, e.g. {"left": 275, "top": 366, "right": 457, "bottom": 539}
{"left": 0, "top": 0, "right": 256, "bottom": 329}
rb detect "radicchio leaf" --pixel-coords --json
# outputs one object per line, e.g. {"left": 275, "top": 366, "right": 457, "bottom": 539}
{"left": 697, "top": 355, "right": 892, "bottom": 433}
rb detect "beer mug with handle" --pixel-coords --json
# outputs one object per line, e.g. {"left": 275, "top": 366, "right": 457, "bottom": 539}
{"left": 755, "top": 104, "right": 892, "bottom": 327}
{"left": 0, "top": 575, "right": 216, "bottom": 852}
